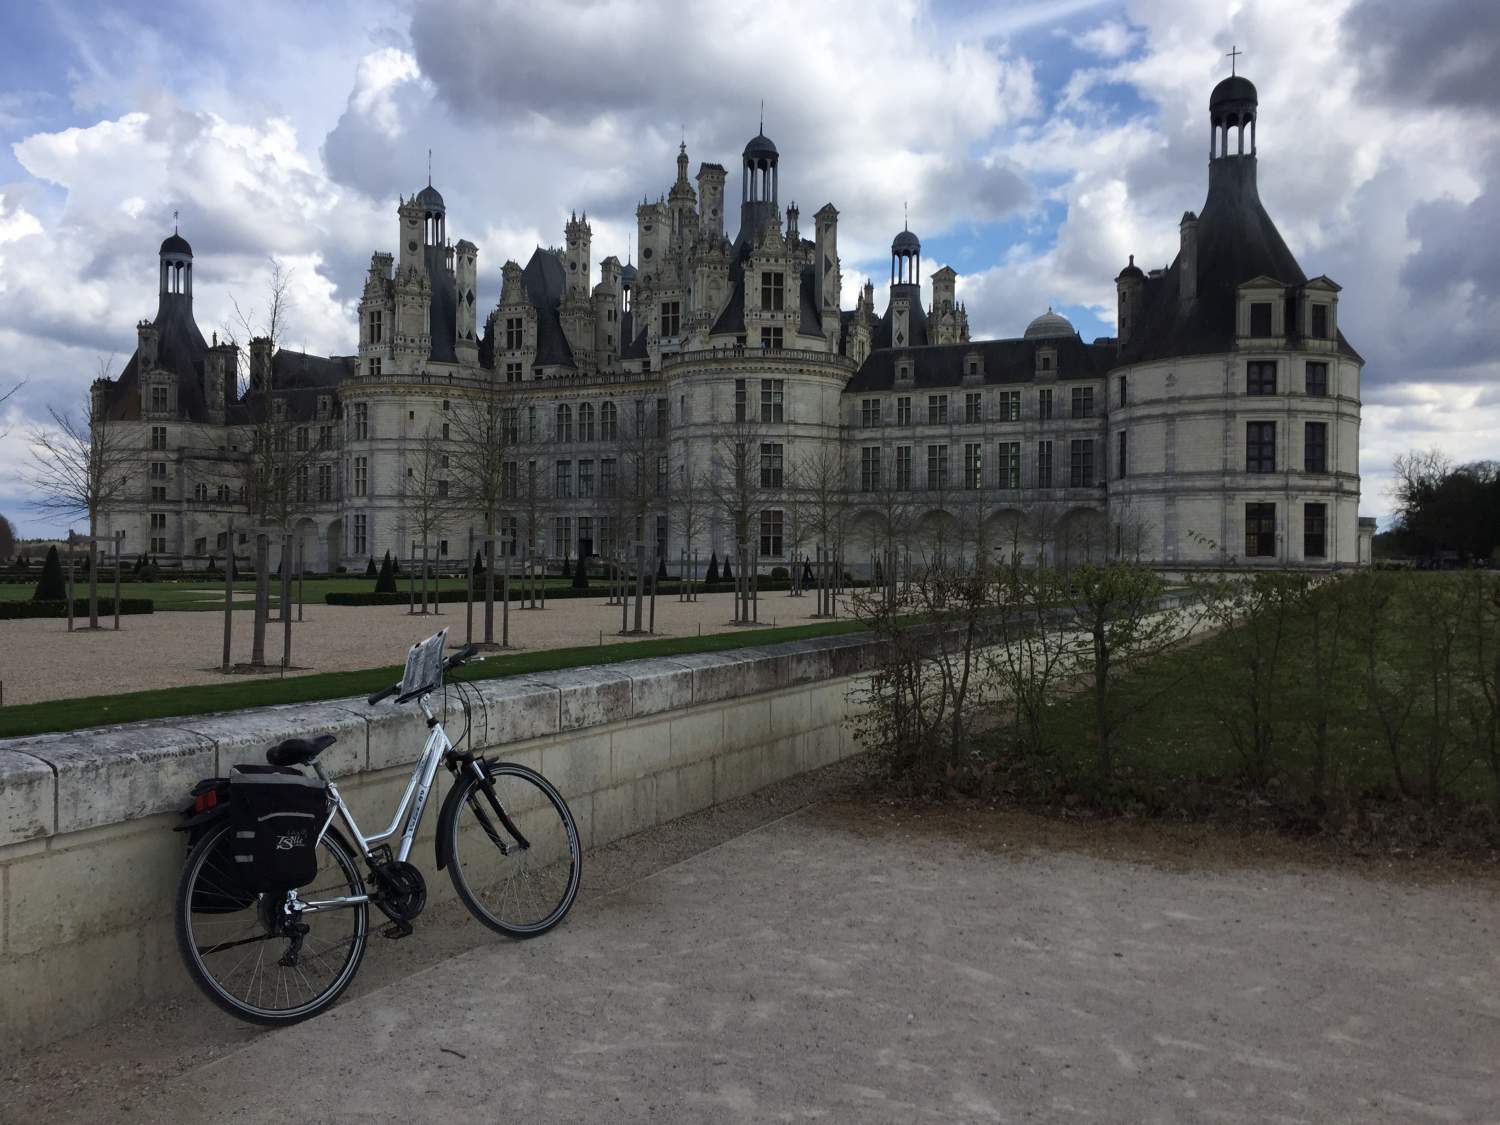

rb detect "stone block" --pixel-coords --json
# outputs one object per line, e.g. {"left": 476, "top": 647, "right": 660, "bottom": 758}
{"left": 471, "top": 678, "right": 562, "bottom": 748}
{"left": 721, "top": 698, "right": 772, "bottom": 752}
{"left": 0, "top": 751, "right": 53, "bottom": 847}
{"left": 0, "top": 925, "right": 146, "bottom": 1055}
{"left": 611, "top": 719, "right": 673, "bottom": 782}
{"left": 768, "top": 687, "right": 811, "bottom": 741}
{"left": 6, "top": 816, "right": 179, "bottom": 956}
{"left": 802, "top": 723, "right": 842, "bottom": 772}
{"left": 540, "top": 733, "right": 612, "bottom": 800}
{"left": 655, "top": 759, "right": 714, "bottom": 823}
{"left": 592, "top": 776, "right": 657, "bottom": 846}
{"left": 332, "top": 697, "right": 434, "bottom": 773}
{"left": 183, "top": 703, "right": 366, "bottom": 779}
{"left": 622, "top": 658, "right": 694, "bottom": 718}
{"left": 666, "top": 649, "right": 781, "bottom": 704}
{"left": 5, "top": 724, "right": 215, "bottom": 834}
{"left": 668, "top": 707, "right": 723, "bottom": 766}
{"left": 546, "top": 667, "right": 632, "bottom": 731}
{"left": 758, "top": 640, "right": 834, "bottom": 688}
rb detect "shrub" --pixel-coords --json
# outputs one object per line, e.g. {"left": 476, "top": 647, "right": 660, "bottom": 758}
{"left": 375, "top": 551, "right": 397, "bottom": 594}
{"left": 770, "top": 566, "right": 789, "bottom": 580}
{"left": 722, "top": 558, "right": 733, "bottom": 581}
{"left": 705, "top": 552, "right": 719, "bottom": 582}
{"left": 2, "top": 597, "right": 153, "bottom": 620}
{"left": 33, "top": 546, "right": 66, "bottom": 601}
{"left": 572, "top": 556, "right": 589, "bottom": 589}
{"left": 365, "top": 556, "right": 377, "bottom": 578}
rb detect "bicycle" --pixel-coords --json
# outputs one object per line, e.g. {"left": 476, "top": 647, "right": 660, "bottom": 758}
{"left": 172, "top": 628, "right": 582, "bottom": 1025}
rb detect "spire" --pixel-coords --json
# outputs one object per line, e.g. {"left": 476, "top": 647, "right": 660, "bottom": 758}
{"left": 759, "top": 98, "right": 763, "bottom": 134}
{"left": 173, "top": 208, "right": 179, "bottom": 235}
{"left": 427, "top": 148, "right": 432, "bottom": 186}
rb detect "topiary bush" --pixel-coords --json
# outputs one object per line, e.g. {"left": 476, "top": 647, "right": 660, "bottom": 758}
{"left": 705, "top": 552, "right": 719, "bottom": 582}
{"left": 365, "top": 556, "right": 377, "bottom": 577}
{"left": 33, "top": 546, "right": 66, "bottom": 601}
{"left": 374, "top": 551, "right": 397, "bottom": 594}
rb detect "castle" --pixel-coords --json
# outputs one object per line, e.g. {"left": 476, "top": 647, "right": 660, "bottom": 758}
{"left": 95, "top": 71, "right": 1368, "bottom": 572}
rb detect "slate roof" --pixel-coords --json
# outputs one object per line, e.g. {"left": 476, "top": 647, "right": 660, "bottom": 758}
{"left": 1119, "top": 157, "right": 1361, "bottom": 366}
{"left": 425, "top": 244, "right": 458, "bottom": 363}
{"left": 236, "top": 350, "right": 354, "bottom": 424}
{"left": 870, "top": 284, "right": 929, "bottom": 349}
{"left": 101, "top": 293, "right": 211, "bottom": 422}
{"left": 847, "top": 333, "right": 1116, "bottom": 393}
{"left": 521, "top": 248, "right": 577, "bottom": 369}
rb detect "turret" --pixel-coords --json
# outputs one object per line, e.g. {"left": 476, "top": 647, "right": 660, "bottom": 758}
{"left": 454, "top": 238, "right": 479, "bottom": 364}
{"left": 249, "top": 336, "right": 273, "bottom": 393}
{"left": 158, "top": 229, "right": 193, "bottom": 308}
{"left": 697, "top": 163, "right": 726, "bottom": 240}
{"left": 565, "top": 211, "right": 592, "bottom": 297}
{"left": 136, "top": 319, "right": 159, "bottom": 372}
{"left": 737, "top": 128, "right": 780, "bottom": 251}
{"left": 1178, "top": 211, "right": 1198, "bottom": 308}
{"left": 204, "top": 338, "right": 236, "bottom": 423}
{"left": 814, "top": 204, "right": 840, "bottom": 317}
{"left": 1115, "top": 255, "right": 1145, "bottom": 350}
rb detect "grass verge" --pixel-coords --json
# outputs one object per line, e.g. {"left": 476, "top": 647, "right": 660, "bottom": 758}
{"left": 0, "top": 619, "right": 869, "bottom": 739}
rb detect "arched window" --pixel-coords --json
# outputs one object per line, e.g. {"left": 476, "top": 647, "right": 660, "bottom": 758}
{"left": 578, "top": 402, "right": 595, "bottom": 442}
{"left": 600, "top": 400, "right": 618, "bottom": 441}
{"left": 555, "top": 403, "right": 573, "bottom": 443}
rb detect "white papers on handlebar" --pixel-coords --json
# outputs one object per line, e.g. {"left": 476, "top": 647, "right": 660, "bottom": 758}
{"left": 400, "top": 629, "right": 448, "bottom": 699}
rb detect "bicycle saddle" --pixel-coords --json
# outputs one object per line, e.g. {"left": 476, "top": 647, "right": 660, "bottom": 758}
{"left": 266, "top": 733, "right": 337, "bottom": 767}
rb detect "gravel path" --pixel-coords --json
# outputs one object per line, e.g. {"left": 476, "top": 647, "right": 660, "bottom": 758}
{"left": 0, "top": 590, "right": 852, "bottom": 705}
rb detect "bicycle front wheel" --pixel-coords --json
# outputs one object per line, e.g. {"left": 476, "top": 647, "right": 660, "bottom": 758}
{"left": 445, "top": 762, "right": 581, "bottom": 938}
{"left": 174, "top": 819, "right": 368, "bottom": 1025}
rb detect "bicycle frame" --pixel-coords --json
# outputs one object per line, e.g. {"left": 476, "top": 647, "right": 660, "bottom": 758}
{"left": 292, "top": 693, "right": 452, "bottom": 915}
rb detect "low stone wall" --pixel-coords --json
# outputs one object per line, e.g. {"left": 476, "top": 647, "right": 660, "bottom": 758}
{"left": 0, "top": 635, "right": 880, "bottom": 1054}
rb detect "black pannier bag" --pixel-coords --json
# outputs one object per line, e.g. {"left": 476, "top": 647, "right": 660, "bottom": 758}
{"left": 229, "top": 767, "right": 331, "bottom": 893}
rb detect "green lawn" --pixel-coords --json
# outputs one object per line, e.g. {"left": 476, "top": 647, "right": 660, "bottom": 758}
{"left": 0, "top": 618, "right": 870, "bottom": 739}
{"left": 0, "top": 575, "right": 577, "bottom": 612}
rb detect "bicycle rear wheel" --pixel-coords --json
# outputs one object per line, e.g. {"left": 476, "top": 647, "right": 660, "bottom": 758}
{"left": 445, "top": 762, "right": 581, "bottom": 938}
{"left": 174, "top": 819, "right": 368, "bottom": 1025}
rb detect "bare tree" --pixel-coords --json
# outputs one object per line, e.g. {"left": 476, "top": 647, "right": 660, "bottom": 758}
{"left": 801, "top": 437, "right": 851, "bottom": 564}
{"left": 0, "top": 377, "right": 26, "bottom": 437}
{"left": 26, "top": 357, "right": 134, "bottom": 627}
{"left": 671, "top": 456, "right": 711, "bottom": 593}
{"left": 405, "top": 425, "right": 451, "bottom": 613}
{"left": 448, "top": 377, "right": 522, "bottom": 644}
{"left": 708, "top": 413, "right": 772, "bottom": 622}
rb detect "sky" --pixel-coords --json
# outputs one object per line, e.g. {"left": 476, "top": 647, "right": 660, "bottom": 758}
{"left": 0, "top": 0, "right": 1496, "bottom": 536}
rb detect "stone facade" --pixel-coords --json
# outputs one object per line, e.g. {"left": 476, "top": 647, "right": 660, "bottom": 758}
{"left": 95, "top": 71, "right": 1362, "bottom": 571}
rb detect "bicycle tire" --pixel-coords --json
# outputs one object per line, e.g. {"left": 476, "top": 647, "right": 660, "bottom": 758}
{"left": 174, "top": 819, "right": 368, "bottom": 1025}
{"left": 444, "top": 762, "right": 581, "bottom": 938}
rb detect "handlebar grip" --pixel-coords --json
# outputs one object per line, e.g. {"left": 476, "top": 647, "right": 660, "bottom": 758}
{"left": 367, "top": 684, "right": 399, "bottom": 706}
{"left": 445, "top": 644, "right": 477, "bottom": 670}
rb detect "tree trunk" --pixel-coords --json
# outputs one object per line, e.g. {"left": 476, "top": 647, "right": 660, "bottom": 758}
{"left": 87, "top": 515, "right": 100, "bottom": 628}
{"left": 483, "top": 518, "right": 496, "bottom": 644}
{"left": 252, "top": 533, "right": 269, "bottom": 667}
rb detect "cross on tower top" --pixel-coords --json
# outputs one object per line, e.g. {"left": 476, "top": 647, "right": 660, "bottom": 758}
{"left": 427, "top": 148, "right": 432, "bottom": 186}
{"left": 1226, "top": 44, "right": 1242, "bottom": 76}
{"left": 759, "top": 99, "right": 764, "bottom": 133}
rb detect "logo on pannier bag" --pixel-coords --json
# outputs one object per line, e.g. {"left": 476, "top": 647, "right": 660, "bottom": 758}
{"left": 275, "top": 831, "right": 308, "bottom": 851}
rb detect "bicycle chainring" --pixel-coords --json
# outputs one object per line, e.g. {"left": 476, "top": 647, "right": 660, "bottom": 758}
{"left": 371, "top": 860, "right": 427, "bottom": 924}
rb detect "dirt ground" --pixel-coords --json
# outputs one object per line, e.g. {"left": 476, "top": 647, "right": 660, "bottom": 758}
{"left": 4, "top": 768, "right": 1497, "bottom": 1124}
{"left": 0, "top": 589, "right": 852, "bottom": 705}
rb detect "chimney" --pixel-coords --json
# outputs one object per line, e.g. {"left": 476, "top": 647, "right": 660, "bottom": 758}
{"left": 1179, "top": 211, "right": 1198, "bottom": 307}
{"left": 249, "top": 336, "right": 273, "bottom": 392}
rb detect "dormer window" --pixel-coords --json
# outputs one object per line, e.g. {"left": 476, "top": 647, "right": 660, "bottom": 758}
{"left": 1310, "top": 304, "right": 1329, "bottom": 339}
{"left": 896, "top": 360, "right": 913, "bottom": 383}
{"left": 1041, "top": 355, "right": 1053, "bottom": 371}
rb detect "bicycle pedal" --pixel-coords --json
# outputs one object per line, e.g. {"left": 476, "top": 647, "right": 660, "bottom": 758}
{"left": 381, "top": 920, "right": 413, "bottom": 940}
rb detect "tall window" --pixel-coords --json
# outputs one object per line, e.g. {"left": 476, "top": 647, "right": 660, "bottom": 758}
{"left": 1304, "top": 422, "right": 1328, "bottom": 473}
{"left": 1116, "top": 430, "right": 1128, "bottom": 479}
{"left": 1038, "top": 388, "right": 1053, "bottom": 420}
{"left": 1036, "top": 441, "right": 1053, "bottom": 488}
{"left": 502, "top": 460, "right": 518, "bottom": 500}
{"left": 555, "top": 404, "right": 573, "bottom": 442}
{"left": 318, "top": 464, "right": 333, "bottom": 501}
{"left": 896, "top": 396, "right": 912, "bottom": 426}
{"left": 1246, "top": 503, "right": 1277, "bottom": 557}
{"left": 578, "top": 459, "right": 594, "bottom": 497}
{"left": 577, "top": 402, "right": 595, "bottom": 442}
{"left": 553, "top": 517, "right": 572, "bottom": 561}
{"left": 1070, "top": 386, "right": 1094, "bottom": 419}
{"left": 860, "top": 447, "right": 881, "bottom": 491}
{"left": 319, "top": 424, "right": 333, "bottom": 450}
{"left": 660, "top": 301, "right": 681, "bottom": 338}
{"left": 734, "top": 379, "right": 747, "bottom": 422}
{"left": 656, "top": 455, "right": 668, "bottom": 496}
{"left": 761, "top": 271, "right": 785, "bottom": 311}
{"left": 504, "top": 316, "right": 524, "bottom": 350}
{"left": 601, "top": 458, "right": 617, "bottom": 496}
{"left": 927, "top": 395, "right": 948, "bottom": 425}
{"left": 1310, "top": 304, "right": 1329, "bottom": 339}
{"left": 656, "top": 398, "right": 669, "bottom": 439}
{"left": 1069, "top": 439, "right": 1094, "bottom": 487}
{"left": 368, "top": 357, "right": 382, "bottom": 378}
{"left": 150, "top": 461, "right": 167, "bottom": 480}
{"left": 504, "top": 361, "right": 523, "bottom": 383}
{"left": 368, "top": 309, "right": 383, "bottom": 343}
{"left": 997, "top": 390, "right": 1020, "bottom": 422}
{"left": 965, "top": 392, "right": 983, "bottom": 424}
{"left": 760, "top": 509, "right": 784, "bottom": 556}
{"left": 998, "top": 442, "right": 1020, "bottom": 489}
{"left": 1247, "top": 361, "right": 1277, "bottom": 395}
{"left": 555, "top": 460, "right": 572, "bottom": 498}
{"left": 760, "top": 443, "right": 784, "bottom": 488}
{"left": 1249, "top": 302, "right": 1273, "bottom": 336}
{"left": 353, "top": 513, "right": 367, "bottom": 556}
{"left": 895, "top": 446, "right": 912, "bottom": 490}
{"left": 1246, "top": 421, "right": 1277, "bottom": 473}
{"left": 295, "top": 465, "right": 309, "bottom": 504}
{"left": 963, "top": 443, "right": 983, "bottom": 489}
{"left": 600, "top": 401, "right": 618, "bottom": 440}
{"left": 1118, "top": 374, "right": 1128, "bottom": 407}
{"left": 353, "top": 403, "right": 369, "bottom": 440}
{"left": 861, "top": 398, "right": 880, "bottom": 427}
{"left": 760, "top": 379, "right": 785, "bottom": 423}
{"left": 1304, "top": 503, "right": 1327, "bottom": 558}
{"left": 151, "top": 386, "right": 168, "bottom": 413}
{"left": 150, "top": 426, "right": 167, "bottom": 450}
{"left": 354, "top": 456, "right": 367, "bottom": 496}
{"left": 926, "top": 445, "right": 949, "bottom": 490}
{"left": 1305, "top": 361, "right": 1329, "bottom": 397}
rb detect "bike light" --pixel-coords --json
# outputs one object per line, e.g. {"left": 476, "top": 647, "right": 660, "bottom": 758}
{"left": 195, "top": 789, "right": 218, "bottom": 813}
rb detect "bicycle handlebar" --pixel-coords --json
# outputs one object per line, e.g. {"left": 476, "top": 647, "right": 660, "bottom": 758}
{"left": 367, "top": 683, "right": 399, "bottom": 706}
{"left": 368, "top": 645, "right": 477, "bottom": 707}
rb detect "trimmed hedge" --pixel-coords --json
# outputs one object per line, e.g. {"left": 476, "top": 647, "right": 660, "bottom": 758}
{"left": 324, "top": 575, "right": 868, "bottom": 607}
{"left": 1, "top": 598, "right": 155, "bottom": 620}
